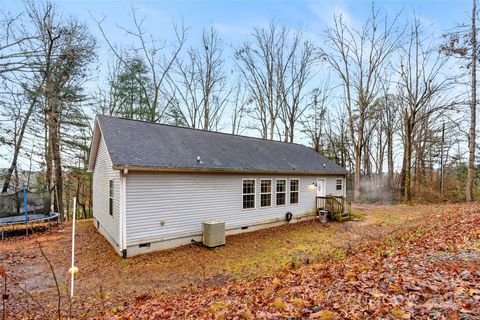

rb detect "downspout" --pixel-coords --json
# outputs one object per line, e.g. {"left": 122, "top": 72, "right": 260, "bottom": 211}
{"left": 120, "top": 168, "right": 128, "bottom": 258}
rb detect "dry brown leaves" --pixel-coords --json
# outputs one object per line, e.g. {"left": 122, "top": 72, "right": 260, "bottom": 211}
{"left": 112, "top": 205, "right": 480, "bottom": 320}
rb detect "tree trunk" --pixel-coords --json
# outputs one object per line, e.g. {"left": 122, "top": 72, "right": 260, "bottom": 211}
{"left": 363, "top": 140, "right": 371, "bottom": 180}
{"left": 45, "top": 112, "right": 52, "bottom": 195}
{"left": 289, "top": 118, "right": 295, "bottom": 143}
{"left": 203, "top": 67, "right": 211, "bottom": 130}
{"left": 387, "top": 131, "right": 394, "bottom": 191}
{"left": 467, "top": 0, "right": 477, "bottom": 202}
{"left": 404, "top": 120, "right": 413, "bottom": 202}
{"left": 353, "top": 119, "right": 364, "bottom": 201}
{"left": 269, "top": 117, "right": 275, "bottom": 140}
{"left": 354, "top": 144, "right": 362, "bottom": 201}
{"left": 2, "top": 90, "right": 41, "bottom": 193}
{"left": 47, "top": 95, "right": 64, "bottom": 221}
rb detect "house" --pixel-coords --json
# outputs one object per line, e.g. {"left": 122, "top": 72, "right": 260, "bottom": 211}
{"left": 87, "top": 115, "right": 349, "bottom": 257}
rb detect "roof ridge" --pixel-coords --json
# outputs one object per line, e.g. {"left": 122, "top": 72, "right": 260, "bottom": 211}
{"left": 96, "top": 114, "right": 312, "bottom": 149}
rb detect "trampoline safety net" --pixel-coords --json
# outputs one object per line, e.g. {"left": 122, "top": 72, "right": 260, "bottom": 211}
{"left": 0, "top": 191, "right": 51, "bottom": 219}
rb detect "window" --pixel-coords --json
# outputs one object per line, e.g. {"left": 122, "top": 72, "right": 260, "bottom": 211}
{"left": 242, "top": 179, "right": 255, "bottom": 209}
{"left": 336, "top": 179, "right": 343, "bottom": 191}
{"left": 109, "top": 179, "right": 114, "bottom": 216}
{"left": 290, "top": 179, "right": 299, "bottom": 204}
{"left": 276, "top": 179, "right": 286, "bottom": 206}
{"left": 260, "top": 179, "right": 272, "bottom": 207}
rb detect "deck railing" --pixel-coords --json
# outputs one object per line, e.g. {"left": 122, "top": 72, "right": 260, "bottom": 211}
{"left": 316, "top": 195, "right": 351, "bottom": 222}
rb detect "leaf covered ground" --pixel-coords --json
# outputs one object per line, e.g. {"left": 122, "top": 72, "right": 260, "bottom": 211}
{"left": 114, "top": 204, "right": 480, "bottom": 320}
{"left": 0, "top": 203, "right": 479, "bottom": 319}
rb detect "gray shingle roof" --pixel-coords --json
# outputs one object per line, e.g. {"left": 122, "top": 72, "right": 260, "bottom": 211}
{"left": 96, "top": 115, "right": 348, "bottom": 175}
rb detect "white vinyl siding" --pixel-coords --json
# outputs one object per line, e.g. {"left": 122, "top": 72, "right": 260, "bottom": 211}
{"left": 326, "top": 176, "right": 346, "bottom": 197}
{"left": 125, "top": 174, "right": 329, "bottom": 246}
{"left": 92, "top": 136, "right": 120, "bottom": 247}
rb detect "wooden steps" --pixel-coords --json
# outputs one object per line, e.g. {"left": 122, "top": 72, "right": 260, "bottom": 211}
{"left": 339, "top": 211, "right": 351, "bottom": 222}
{"left": 316, "top": 196, "right": 352, "bottom": 222}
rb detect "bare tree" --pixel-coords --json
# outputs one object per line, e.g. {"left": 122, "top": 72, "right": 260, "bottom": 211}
{"left": 467, "top": 0, "right": 477, "bottom": 201}
{"left": 0, "top": 8, "right": 46, "bottom": 193}
{"left": 168, "top": 27, "right": 229, "bottom": 130}
{"left": 321, "top": 7, "right": 401, "bottom": 200}
{"left": 230, "top": 82, "right": 248, "bottom": 135}
{"left": 26, "top": 1, "right": 96, "bottom": 217}
{"left": 236, "top": 22, "right": 304, "bottom": 140}
{"left": 328, "top": 108, "right": 352, "bottom": 170}
{"left": 95, "top": 6, "right": 186, "bottom": 123}
{"left": 278, "top": 36, "right": 317, "bottom": 142}
{"left": 380, "top": 92, "right": 398, "bottom": 192}
{"left": 301, "top": 79, "right": 332, "bottom": 153}
{"left": 0, "top": 13, "right": 38, "bottom": 78}
{"left": 397, "top": 16, "right": 455, "bottom": 201}
{"left": 440, "top": 0, "right": 478, "bottom": 201}
{"left": 361, "top": 74, "right": 398, "bottom": 197}
{"left": 1, "top": 79, "right": 44, "bottom": 193}
{"left": 93, "top": 57, "right": 123, "bottom": 116}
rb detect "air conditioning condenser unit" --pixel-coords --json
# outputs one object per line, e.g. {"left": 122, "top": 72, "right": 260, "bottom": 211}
{"left": 202, "top": 221, "right": 225, "bottom": 248}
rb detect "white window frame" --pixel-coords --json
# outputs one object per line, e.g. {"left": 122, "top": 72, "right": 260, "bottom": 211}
{"left": 242, "top": 178, "right": 256, "bottom": 210}
{"left": 336, "top": 178, "right": 343, "bottom": 191}
{"left": 260, "top": 179, "right": 273, "bottom": 208}
{"left": 289, "top": 178, "right": 300, "bottom": 205}
{"left": 275, "top": 179, "right": 287, "bottom": 206}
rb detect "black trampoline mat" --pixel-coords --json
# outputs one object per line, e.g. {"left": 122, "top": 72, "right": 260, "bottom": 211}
{"left": 0, "top": 213, "right": 60, "bottom": 226}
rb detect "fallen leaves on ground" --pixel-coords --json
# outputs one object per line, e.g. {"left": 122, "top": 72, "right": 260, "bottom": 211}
{"left": 1, "top": 204, "right": 420, "bottom": 318}
{"left": 1, "top": 203, "right": 479, "bottom": 319}
{"left": 112, "top": 204, "right": 480, "bottom": 319}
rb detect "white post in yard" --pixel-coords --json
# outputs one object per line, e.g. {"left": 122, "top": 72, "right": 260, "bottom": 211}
{"left": 70, "top": 197, "right": 77, "bottom": 298}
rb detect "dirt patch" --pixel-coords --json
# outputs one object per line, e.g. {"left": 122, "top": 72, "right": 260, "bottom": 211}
{"left": 203, "top": 273, "right": 232, "bottom": 287}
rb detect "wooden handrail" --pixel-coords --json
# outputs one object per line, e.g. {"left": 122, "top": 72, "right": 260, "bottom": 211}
{"left": 316, "top": 195, "right": 351, "bottom": 222}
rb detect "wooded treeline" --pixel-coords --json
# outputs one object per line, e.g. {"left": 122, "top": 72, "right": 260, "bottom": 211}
{"left": 0, "top": 1, "right": 478, "bottom": 219}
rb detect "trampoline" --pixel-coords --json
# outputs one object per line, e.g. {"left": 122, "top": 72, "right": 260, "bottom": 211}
{"left": 0, "top": 187, "right": 60, "bottom": 239}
